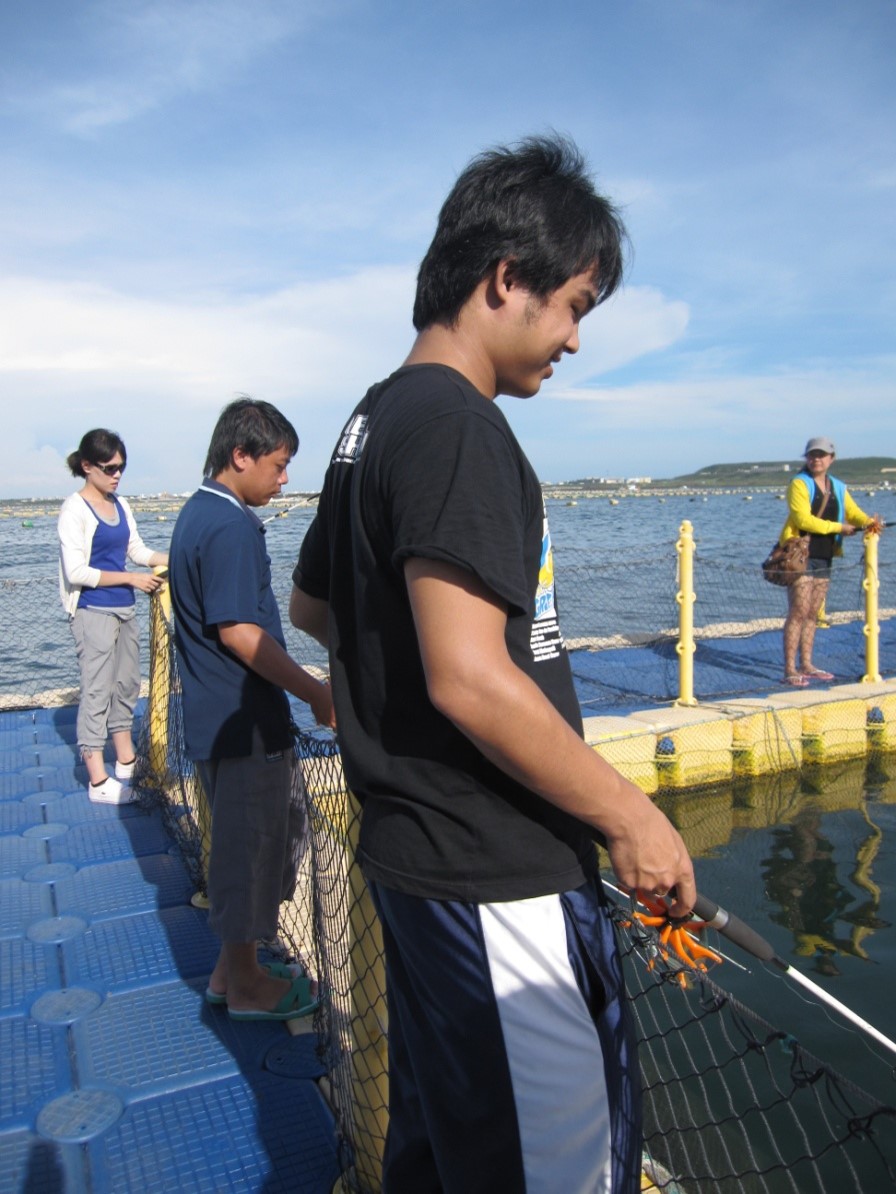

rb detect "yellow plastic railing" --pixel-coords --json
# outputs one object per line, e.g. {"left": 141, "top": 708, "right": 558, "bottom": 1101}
{"left": 862, "top": 529, "right": 882, "bottom": 683}
{"left": 675, "top": 520, "right": 697, "bottom": 706}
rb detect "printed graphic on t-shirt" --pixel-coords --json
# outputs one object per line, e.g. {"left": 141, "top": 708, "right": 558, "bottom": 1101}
{"left": 333, "top": 414, "right": 368, "bottom": 464}
{"left": 531, "top": 508, "right": 564, "bottom": 662}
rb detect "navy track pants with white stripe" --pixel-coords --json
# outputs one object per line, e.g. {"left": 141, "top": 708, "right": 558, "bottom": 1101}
{"left": 369, "top": 876, "right": 641, "bottom": 1193}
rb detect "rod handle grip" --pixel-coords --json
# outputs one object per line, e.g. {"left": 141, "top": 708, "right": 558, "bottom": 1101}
{"left": 693, "top": 893, "right": 777, "bottom": 964}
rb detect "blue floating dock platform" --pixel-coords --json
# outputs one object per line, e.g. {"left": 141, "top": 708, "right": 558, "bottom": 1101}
{"left": 0, "top": 708, "right": 342, "bottom": 1193}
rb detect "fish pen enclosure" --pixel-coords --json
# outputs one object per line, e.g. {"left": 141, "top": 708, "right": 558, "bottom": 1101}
{"left": 4, "top": 519, "right": 894, "bottom": 715}
{"left": 131, "top": 592, "right": 896, "bottom": 1193}
{"left": 3, "top": 510, "right": 896, "bottom": 1190}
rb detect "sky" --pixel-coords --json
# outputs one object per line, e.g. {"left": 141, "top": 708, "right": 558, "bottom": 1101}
{"left": 2, "top": 0, "right": 895, "bottom": 498}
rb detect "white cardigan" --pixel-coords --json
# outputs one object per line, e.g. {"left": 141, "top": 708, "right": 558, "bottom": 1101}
{"left": 57, "top": 492, "right": 158, "bottom": 616}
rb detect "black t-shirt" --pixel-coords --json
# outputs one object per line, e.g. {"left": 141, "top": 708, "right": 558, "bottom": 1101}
{"left": 809, "top": 489, "right": 838, "bottom": 562}
{"left": 294, "top": 364, "right": 599, "bottom": 902}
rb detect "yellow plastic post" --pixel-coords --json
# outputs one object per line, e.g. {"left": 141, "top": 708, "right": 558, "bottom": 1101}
{"left": 147, "top": 569, "right": 172, "bottom": 781}
{"left": 862, "top": 528, "right": 882, "bottom": 683}
{"left": 675, "top": 520, "right": 697, "bottom": 706}
{"left": 345, "top": 790, "right": 388, "bottom": 1192}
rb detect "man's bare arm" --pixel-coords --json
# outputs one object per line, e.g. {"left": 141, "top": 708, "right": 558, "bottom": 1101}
{"left": 289, "top": 586, "right": 330, "bottom": 648}
{"left": 404, "top": 557, "right": 695, "bottom": 916}
{"left": 218, "top": 621, "right": 335, "bottom": 729}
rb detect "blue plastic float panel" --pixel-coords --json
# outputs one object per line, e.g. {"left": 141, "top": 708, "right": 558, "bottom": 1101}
{"left": 0, "top": 721, "right": 75, "bottom": 746}
{"left": 0, "top": 729, "right": 38, "bottom": 747}
{"left": 62, "top": 907, "right": 221, "bottom": 992}
{"left": 0, "top": 876, "right": 54, "bottom": 935}
{"left": 0, "top": 1129, "right": 87, "bottom": 1194}
{"left": 53, "top": 855, "right": 197, "bottom": 920}
{"left": 71, "top": 981, "right": 243, "bottom": 1100}
{"left": 45, "top": 790, "right": 140, "bottom": 821}
{"left": 33, "top": 744, "right": 82, "bottom": 768}
{"left": 0, "top": 937, "right": 59, "bottom": 1017}
{"left": 0, "top": 747, "right": 40, "bottom": 772}
{"left": 0, "top": 708, "right": 342, "bottom": 1193}
{"left": 28, "top": 706, "right": 79, "bottom": 727}
{"left": 0, "top": 801, "right": 47, "bottom": 834}
{"left": 17, "top": 763, "right": 86, "bottom": 792}
{"left": 0, "top": 771, "right": 46, "bottom": 801}
{"left": 0, "top": 1016, "right": 72, "bottom": 1130}
{"left": 91, "top": 1073, "right": 340, "bottom": 1194}
{"left": 48, "top": 814, "right": 172, "bottom": 864}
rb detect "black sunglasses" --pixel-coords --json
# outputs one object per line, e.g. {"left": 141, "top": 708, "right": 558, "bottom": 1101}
{"left": 92, "top": 461, "right": 126, "bottom": 476}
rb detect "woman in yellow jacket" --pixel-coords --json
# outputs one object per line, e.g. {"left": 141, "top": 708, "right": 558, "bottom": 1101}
{"left": 781, "top": 436, "right": 880, "bottom": 686}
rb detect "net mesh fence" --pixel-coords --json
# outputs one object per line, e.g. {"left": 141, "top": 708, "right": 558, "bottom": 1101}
{"left": 121, "top": 593, "right": 896, "bottom": 1193}
{"left": 606, "top": 892, "right": 896, "bottom": 1193}
{"left": 3, "top": 522, "right": 896, "bottom": 1191}
{"left": 553, "top": 547, "right": 894, "bottom": 715}
{"left": 2, "top": 526, "right": 893, "bottom": 713}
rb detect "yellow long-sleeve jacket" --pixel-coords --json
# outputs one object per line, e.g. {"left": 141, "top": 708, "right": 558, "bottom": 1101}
{"left": 778, "top": 473, "right": 871, "bottom": 555}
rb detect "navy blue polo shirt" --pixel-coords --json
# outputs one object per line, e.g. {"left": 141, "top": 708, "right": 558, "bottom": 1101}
{"left": 169, "top": 480, "right": 292, "bottom": 760}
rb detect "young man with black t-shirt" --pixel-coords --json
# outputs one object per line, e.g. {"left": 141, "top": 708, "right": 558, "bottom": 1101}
{"left": 290, "top": 136, "right": 695, "bottom": 1193}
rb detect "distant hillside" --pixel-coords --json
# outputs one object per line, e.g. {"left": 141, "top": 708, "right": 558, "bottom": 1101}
{"left": 550, "top": 457, "right": 896, "bottom": 492}
{"left": 667, "top": 457, "right": 896, "bottom": 488}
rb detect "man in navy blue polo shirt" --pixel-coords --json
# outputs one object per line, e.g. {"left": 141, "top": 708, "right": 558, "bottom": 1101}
{"left": 170, "top": 398, "right": 334, "bottom": 1022}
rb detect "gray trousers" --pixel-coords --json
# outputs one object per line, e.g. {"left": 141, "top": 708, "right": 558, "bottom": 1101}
{"left": 198, "top": 747, "right": 306, "bottom": 942}
{"left": 70, "top": 608, "right": 140, "bottom": 755}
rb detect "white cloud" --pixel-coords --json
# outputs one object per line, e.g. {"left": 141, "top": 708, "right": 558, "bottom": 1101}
{"left": 0, "top": 267, "right": 413, "bottom": 390}
{"left": 542, "top": 363, "right": 896, "bottom": 475}
{"left": 552, "top": 366, "right": 896, "bottom": 419}
{"left": 0, "top": 272, "right": 694, "bottom": 496}
{"left": 9, "top": 0, "right": 326, "bottom": 135}
{"left": 550, "top": 286, "right": 690, "bottom": 385}
{"left": 0, "top": 266, "right": 416, "bottom": 496}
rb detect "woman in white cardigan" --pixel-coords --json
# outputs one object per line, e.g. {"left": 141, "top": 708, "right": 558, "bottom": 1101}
{"left": 58, "top": 429, "right": 168, "bottom": 803}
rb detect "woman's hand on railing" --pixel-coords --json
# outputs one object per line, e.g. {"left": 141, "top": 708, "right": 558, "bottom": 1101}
{"left": 132, "top": 572, "right": 166, "bottom": 594}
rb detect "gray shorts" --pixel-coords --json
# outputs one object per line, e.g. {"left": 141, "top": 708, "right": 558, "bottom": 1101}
{"left": 70, "top": 607, "right": 140, "bottom": 754}
{"left": 198, "top": 745, "right": 306, "bottom": 943}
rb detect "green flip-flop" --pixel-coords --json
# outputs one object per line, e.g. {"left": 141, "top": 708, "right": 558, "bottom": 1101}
{"left": 204, "top": 960, "right": 306, "bottom": 1006}
{"left": 227, "top": 974, "right": 319, "bottom": 1022}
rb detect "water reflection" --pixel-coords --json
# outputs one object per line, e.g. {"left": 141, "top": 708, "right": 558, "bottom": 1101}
{"left": 763, "top": 808, "right": 870, "bottom": 974}
{"left": 656, "top": 756, "right": 895, "bottom": 974}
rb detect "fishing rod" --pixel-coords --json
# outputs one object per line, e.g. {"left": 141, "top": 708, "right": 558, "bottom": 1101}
{"left": 262, "top": 493, "right": 321, "bottom": 524}
{"left": 692, "top": 891, "right": 896, "bottom": 1061}
{"left": 602, "top": 864, "right": 896, "bottom": 1058}
{"left": 602, "top": 878, "right": 748, "bottom": 971}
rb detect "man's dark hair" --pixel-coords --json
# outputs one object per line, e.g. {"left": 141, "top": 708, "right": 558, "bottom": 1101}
{"left": 67, "top": 429, "right": 127, "bottom": 477}
{"left": 412, "top": 134, "right": 628, "bottom": 332}
{"left": 204, "top": 397, "right": 299, "bottom": 477}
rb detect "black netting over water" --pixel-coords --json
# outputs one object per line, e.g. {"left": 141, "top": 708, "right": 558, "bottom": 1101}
{"left": 607, "top": 894, "right": 896, "bottom": 1193}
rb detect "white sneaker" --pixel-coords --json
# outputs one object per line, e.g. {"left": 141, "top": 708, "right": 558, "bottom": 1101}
{"left": 114, "top": 759, "right": 136, "bottom": 781}
{"left": 88, "top": 777, "right": 136, "bottom": 805}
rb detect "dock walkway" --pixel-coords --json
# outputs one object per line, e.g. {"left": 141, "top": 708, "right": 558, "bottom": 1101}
{"left": 0, "top": 703, "right": 341, "bottom": 1194}
{"left": 3, "top": 618, "right": 896, "bottom": 1192}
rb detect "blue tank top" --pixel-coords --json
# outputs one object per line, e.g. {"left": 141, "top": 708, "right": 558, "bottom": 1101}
{"left": 77, "top": 497, "right": 135, "bottom": 609}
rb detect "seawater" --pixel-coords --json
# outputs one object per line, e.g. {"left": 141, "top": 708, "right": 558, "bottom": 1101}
{"left": 5, "top": 486, "right": 896, "bottom": 617}
{"left": 2, "top": 490, "right": 896, "bottom": 1108}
